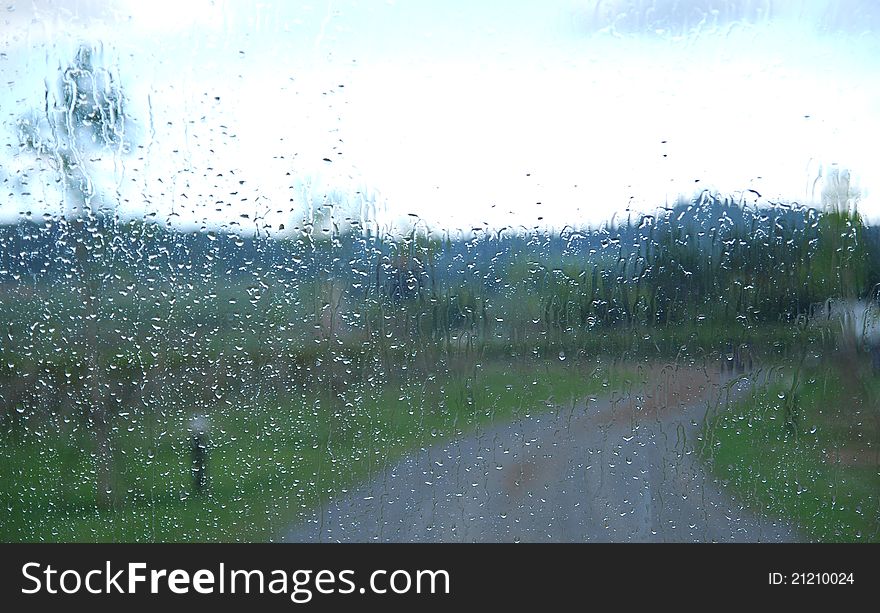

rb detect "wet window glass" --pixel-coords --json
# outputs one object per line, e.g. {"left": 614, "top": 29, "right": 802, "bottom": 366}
{"left": 1, "top": 1, "right": 878, "bottom": 542}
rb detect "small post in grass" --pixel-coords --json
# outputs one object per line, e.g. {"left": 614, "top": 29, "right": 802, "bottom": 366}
{"left": 189, "top": 414, "right": 210, "bottom": 494}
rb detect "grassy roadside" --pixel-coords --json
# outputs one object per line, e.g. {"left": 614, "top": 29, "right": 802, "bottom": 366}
{"left": 1, "top": 359, "right": 629, "bottom": 542}
{"left": 702, "top": 364, "right": 880, "bottom": 542}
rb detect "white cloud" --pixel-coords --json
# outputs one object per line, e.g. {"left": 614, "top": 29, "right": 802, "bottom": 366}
{"left": 1, "top": 0, "right": 878, "bottom": 230}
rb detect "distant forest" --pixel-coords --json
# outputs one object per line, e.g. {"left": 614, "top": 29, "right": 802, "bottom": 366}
{"left": 3, "top": 194, "right": 877, "bottom": 328}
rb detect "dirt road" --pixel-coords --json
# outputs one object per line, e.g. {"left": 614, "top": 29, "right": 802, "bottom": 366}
{"left": 285, "top": 365, "right": 800, "bottom": 542}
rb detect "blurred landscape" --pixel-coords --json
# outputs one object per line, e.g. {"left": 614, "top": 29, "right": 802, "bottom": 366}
{"left": 2, "top": 3, "right": 880, "bottom": 542}
{"left": 2, "top": 189, "right": 879, "bottom": 541}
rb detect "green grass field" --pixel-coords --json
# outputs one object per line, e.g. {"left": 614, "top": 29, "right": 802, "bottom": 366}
{"left": 1, "top": 359, "right": 627, "bottom": 542}
{"left": 703, "top": 364, "right": 880, "bottom": 542}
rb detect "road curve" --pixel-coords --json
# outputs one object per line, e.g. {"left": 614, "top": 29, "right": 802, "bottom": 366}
{"left": 284, "top": 366, "right": 800, "bottom": 542}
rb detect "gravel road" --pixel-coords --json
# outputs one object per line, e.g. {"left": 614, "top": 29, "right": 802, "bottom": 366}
{"left": 285, "top": 366, "right": 800, "bottom": 542}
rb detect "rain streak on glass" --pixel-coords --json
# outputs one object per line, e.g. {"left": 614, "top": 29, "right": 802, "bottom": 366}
{"left": 1, "top": 1, "right": 878, "bottom": 543}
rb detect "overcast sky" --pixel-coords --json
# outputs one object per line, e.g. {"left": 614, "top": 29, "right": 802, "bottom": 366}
{"left": 1, "top": 0, "right": 879, "bottom": 234}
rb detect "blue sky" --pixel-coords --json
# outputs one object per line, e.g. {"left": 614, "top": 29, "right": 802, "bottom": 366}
{"left": 1, "top": 0, "right": 879, "bottom": 234}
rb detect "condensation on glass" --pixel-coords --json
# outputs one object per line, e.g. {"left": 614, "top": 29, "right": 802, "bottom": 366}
{"left": 0, "top": 1, "right": 878, "bottom": 543}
